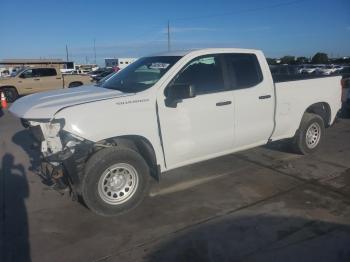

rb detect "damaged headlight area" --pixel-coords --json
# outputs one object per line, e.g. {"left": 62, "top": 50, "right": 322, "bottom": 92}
{"left": 24, "top": 118, "right": 85, "bottom": 162}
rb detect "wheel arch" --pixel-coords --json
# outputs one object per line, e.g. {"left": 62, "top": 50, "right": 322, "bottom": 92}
{"left": 304, "top": 102, "right": 331, "bottom": 127}
{"left": 68, "top": 81, "right": 83, "bottom": 88}
{"left": 98, "top": 135, "right": 160, "bottom": 181}
{"left": 0, "top": 85, "right": 19, "bottom": 93}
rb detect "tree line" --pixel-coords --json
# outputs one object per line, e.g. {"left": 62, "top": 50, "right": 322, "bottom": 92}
{"left": 267, "top": 52, "right": 350, "bottom": 65}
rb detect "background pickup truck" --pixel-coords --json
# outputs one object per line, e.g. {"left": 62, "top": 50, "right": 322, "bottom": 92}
{"left": 0, "top": 67, "right": 92, "bottom": 102}
{"left": 10, "top": 48, "right": 342, "bottom": 216}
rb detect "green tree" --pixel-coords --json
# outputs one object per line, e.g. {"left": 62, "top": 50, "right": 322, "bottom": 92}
{"left": 280, "top": 56, "right": 295, "bottom": 64}
{"left": 266, "top": 58, "right": 277, "bottom": 65}
{"left": 296, "top": 56, "right": 308, "bottom": 64}
{"left": 311, "top": 52, "right": 329, "bottom": 64}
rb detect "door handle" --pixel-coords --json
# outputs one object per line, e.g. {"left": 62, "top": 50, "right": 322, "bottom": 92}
{"left": 34, "top": 78, "right": 40, "bottom": 81}
{"left": 259, "top": 95, "right": 271, "bottom": 100}
{"left": 56, "top": 77, "right": 62, "bottom": 79}
{"left": 216, "top": 101, "right": 232, "bottom": 106}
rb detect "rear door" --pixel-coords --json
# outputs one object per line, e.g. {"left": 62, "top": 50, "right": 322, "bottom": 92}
{"left": 225, "top": 53, "right": 275, "bottom": 148}
{"left": 35, "top": 68, "right": 62, "bottom": 91}
{"left": 158, "top": 54, "right": 235, "bottom": 169}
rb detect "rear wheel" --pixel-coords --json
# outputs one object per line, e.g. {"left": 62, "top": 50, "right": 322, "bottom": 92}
{"left": 2, "top": 87, "right": 18, "bottom": 102}
{"left": 81, "top": 147, "right": 151, "bottom": 216}
{"left": 291, "top": 113, "right": 325, "bottom": 154}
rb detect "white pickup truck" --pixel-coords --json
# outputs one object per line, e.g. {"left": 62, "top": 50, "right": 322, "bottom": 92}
{"left": 10, "top": 48, "right": 342, "bottom": 216}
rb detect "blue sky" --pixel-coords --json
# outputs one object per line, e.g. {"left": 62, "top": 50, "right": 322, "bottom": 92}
{"left": 0, "top": 0, "right": 349, "bottom": 65}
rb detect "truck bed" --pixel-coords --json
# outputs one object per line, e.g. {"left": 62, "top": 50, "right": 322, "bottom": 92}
{"left": 272, "top": 73, "right": 341, "bottom": 83}
{"left": 271, "top": 75, "right": 342, "bottom": 141}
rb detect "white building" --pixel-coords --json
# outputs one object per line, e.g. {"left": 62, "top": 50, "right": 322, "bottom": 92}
{"left": 105, "top": 58, "right": 137, "bottom": 69}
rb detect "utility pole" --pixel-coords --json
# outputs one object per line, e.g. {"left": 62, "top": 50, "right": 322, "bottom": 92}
{"left": 65, "top": 44, "right": 69, "bottom": 62}
{"left": 167, "top": 20, "right": 171, "bottom": 52}
{"left": 93, "top": 38, "right": 97, "bottom": 65}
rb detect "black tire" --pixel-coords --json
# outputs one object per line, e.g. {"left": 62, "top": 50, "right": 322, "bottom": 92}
{"left": 68, "top": 82, "right": 83, "bottom": 88}
{"left": 81, "top": 147, "right": 151, "bottom": 216}
{"left": 2, "top": 87, "right": 18, "bottom": 102}
{"left": 291, "top": 113, "right": 325, "bottom": 155}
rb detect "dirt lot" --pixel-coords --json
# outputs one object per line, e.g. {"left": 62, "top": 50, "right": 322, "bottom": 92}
{"left": 1, "top": 109, "right": 350, "bottom": 262}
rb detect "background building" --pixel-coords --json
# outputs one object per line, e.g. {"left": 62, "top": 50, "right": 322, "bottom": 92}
{"left": 105, "top": 58, "right": 137, "bottom": 69}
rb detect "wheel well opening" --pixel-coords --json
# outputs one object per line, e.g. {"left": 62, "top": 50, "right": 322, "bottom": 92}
{"left": 69, "top": 81, "right": 83, "bottom": 87}
{"left": 305, "top": 102, "right": 331, "bottom": 127}
{"left": 0, "top": 86, "right": 18, "bottom": 92}
{"left": 104, "top": 136, "right": 159, "bottom": 181}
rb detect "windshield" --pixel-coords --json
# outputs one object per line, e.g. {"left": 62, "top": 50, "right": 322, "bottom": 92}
{"left": 101, "top": 56, "right": 181, "bottom": 92}
{"left": 11, "top": 68, "right": 26, "bottom": 77}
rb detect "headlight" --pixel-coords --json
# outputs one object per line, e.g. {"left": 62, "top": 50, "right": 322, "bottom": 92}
{"left": 60, "top": 130, "right": 84, "bottom": 149}
{"left": 39, "top": 119, "right": 65, "bottom": 139}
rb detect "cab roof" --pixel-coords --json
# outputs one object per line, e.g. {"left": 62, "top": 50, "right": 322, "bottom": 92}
{"left": 152, "top": 48, "right": 261, "bottom": 57}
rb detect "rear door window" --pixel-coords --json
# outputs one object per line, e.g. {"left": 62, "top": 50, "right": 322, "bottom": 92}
{"left": 225, "top": 54, "right": 263, "bottom": 89}
{"left": 35, "top": 68, "right": 57, "bottom": 77}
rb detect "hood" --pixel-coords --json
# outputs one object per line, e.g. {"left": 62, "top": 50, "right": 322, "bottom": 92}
{"left": 9, "top": 85, "right": 132, "bottom": 119}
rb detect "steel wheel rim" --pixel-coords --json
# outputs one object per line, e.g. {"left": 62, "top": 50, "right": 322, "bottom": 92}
{"left": 305, "top": 122, "right": 321, "bottom": 149}
{"left": 98, "top": 163, "right": 139, "bottom": 205}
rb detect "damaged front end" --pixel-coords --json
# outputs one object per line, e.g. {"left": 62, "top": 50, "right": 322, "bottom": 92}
{"left": 22, "top": 118, "right": 93, "bottom": 195}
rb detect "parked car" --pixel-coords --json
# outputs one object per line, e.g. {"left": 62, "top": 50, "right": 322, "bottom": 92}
{"left": 96, "top": 72, "right": 116, "bottom": 85}
{"left": 88, "top": 68, "right": 106, "bottom": 77}
{"left": 10, "top": 48, "right": 342, "bottom": 216}
{"left": 299, "top": 65, "right": 320, "bottom": 74}
{"left": 318, "top": 65, "right": 340, "bottom": 75}
{"left": 269, "top": 65, "right": 299, "bottom": 75}
{"left": 90, "top": 68, "right": 114, "bottom": 82}
{"left": 0, "top": 67, "right": 92, "bottom": 102}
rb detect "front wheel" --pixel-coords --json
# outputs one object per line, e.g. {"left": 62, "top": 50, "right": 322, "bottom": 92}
{"left": 291, "top": 113, "right": 325, "bottom": 155}
{"left": 81, "top": 147, "right": 151, "bottom": 216}
{"left": 2, "top": 87, "right": 18, "bottom": 102}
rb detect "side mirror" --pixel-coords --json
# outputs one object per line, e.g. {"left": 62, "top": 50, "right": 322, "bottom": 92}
{"left": 19, "top": 74, "right": 26, "bottom": 79}
{"left": 165, "top": 84, "right": 196, "bottom": 108}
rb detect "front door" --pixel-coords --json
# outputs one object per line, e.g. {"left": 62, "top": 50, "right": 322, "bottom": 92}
{"left": 17, "top": 69, "right": 42, "bottom": 95}
{"left": 157, "top": 54, "right": 235, "bottom": 169}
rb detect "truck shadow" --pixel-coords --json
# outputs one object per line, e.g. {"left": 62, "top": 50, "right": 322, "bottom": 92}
{"left": 147, "top": 214, "right": 350, "bottom": 262}
{"left": 0, "top": 153, "right": 31, "bottom": 262}
{"left": 338, "top": 107, "right": 350, "bottom": 119}
{"left": 263, "top": 140, "right": 295, "bottom": 154}
{"left": 12, "top": 130, "right": 49, "bottom": 185}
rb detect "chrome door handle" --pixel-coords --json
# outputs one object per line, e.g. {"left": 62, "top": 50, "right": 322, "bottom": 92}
{"left": 216, "top": 101, "right": 232, "bottom": 106}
